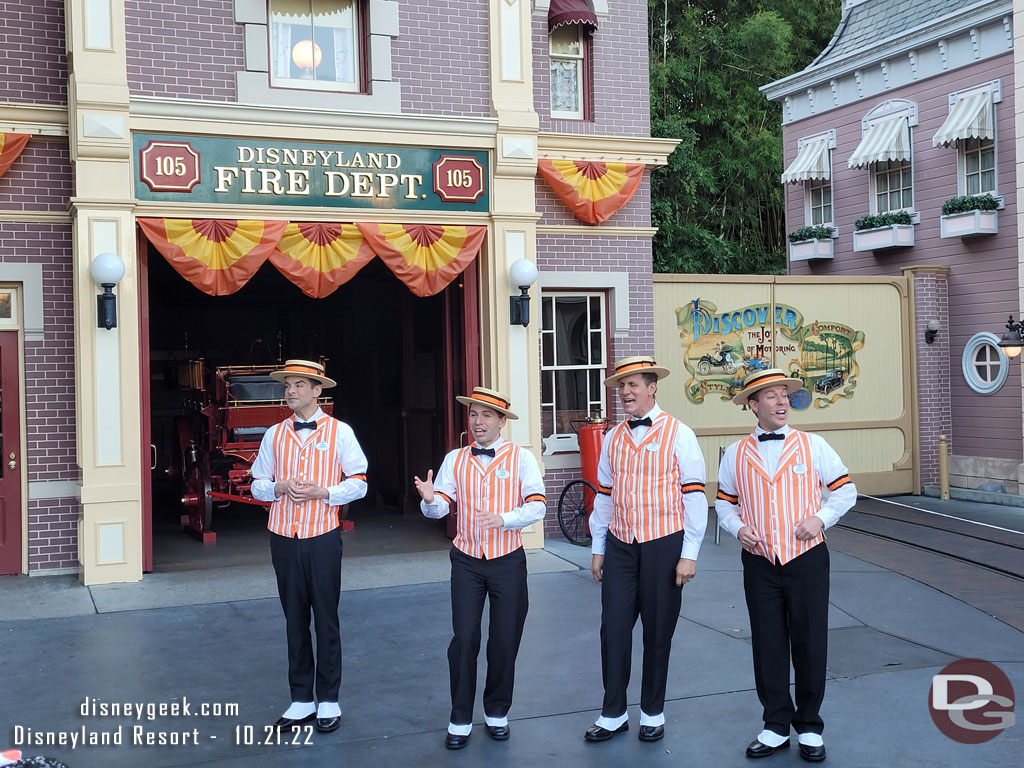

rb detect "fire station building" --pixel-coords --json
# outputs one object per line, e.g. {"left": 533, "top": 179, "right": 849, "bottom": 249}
{"left": 0, "top": 0, "right": 675, "bottom": 583}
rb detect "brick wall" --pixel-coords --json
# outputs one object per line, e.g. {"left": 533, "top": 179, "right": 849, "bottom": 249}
{"left": 393, "top": 0, "right": 490, "bottom": 116}
{"left": 0, "top": 0, "right": 67, "bottom": 105}
{"left": 0, "top": 140, "right": 73, "bottom": 212}
{"left": 125, "top": 0, "right": 244, "bottom": 101}
{"left": 911, "top": 270, "right": 952, "bottom": 488}
{"left": 537, "top": 174, "right": 651, "bottom": 227}
{"left": 0, "top": 222, "right": 79, "bottom": 571}
{"left": 533, "top": 1, "right": 651, "bottom": 136}
{"left": 537, "top": 233, "right": 653, "bottom": 537}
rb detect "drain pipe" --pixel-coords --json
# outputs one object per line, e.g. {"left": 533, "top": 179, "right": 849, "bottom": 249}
{"left": 938, "top": 435, "right": 950, "bottom": 500}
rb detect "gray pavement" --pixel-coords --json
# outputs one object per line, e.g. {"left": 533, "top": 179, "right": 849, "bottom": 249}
{"left": 2, "top": 523, "right": 1022, "bottom": 767}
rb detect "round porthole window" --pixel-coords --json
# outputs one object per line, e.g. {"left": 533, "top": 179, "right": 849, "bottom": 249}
{"left": 961, "top": 332, "right": 1009, "bottom": 395}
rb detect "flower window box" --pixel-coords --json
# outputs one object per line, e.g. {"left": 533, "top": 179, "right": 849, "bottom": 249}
{"left": 789, "top": 238, "right": 833, "bottom": 262}
{"left": 940, "top": 208, "right": 998, "bottom": 238}
{"left": 852, "top": 224, "right": 914, "bottom": 252}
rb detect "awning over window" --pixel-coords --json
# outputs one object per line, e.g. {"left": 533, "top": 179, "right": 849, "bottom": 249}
{"left": 932, "top": 91, "right": 994, "bottom": 147}
{"left": 548, "top": 0, "right": 598, "bottom": 32}
{"left": 0, "top": 133, "right": 30, "bottom": 181}
{"left": 139, "top": 218, "right": 486, "bottom": 298}
{"left": 781, "top": 138, "right": 830, "bottom": 184}
{"left": 848, "top": 116, "right": 910, "bottom": 169}
{"left": 538, "top": 159, "right": 644, "bottom": 224}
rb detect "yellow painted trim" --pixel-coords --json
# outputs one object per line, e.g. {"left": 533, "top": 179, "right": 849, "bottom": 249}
{"left": 130, "top": 201, "right": 497, "bottom": 224}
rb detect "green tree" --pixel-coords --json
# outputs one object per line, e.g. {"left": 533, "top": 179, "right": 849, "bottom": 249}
{"left": 649, "top": 1, "right": 843, "bottom": 274}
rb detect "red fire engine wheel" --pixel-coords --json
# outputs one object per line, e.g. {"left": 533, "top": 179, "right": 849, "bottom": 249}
{"left": 557, "top": 479, "right": 595, "bottom": 547}
{"left": 181, "top": 462, "right": 213, "bottom": 534}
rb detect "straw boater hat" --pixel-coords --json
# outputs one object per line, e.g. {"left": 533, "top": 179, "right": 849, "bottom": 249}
{"left": 603, "top": 355, "right": 671, "bottom": 388}
{"left": 269, "top": 359, "right": 337, "bottom": 389}
{"left": 455, "top": 386, "right": 519, "bottom": 420}
{"left": 732, "top": 368, "right": 803, "bottom": 406}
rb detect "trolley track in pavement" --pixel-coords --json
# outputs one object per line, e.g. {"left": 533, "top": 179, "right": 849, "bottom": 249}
{"left": 835, "top": 496, "right": 1024, "bottom": 580}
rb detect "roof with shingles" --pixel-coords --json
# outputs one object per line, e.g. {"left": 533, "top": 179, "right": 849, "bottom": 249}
{"left": 810, "top": 0, "right": 987, "bottom": 69}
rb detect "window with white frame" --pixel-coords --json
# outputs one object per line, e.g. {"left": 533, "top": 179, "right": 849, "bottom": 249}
{"left": 541, "top": 293, "right": 607, "bottom": 443}
{"left": 874, "top": 160, "right": 913, "bottom": 213}
{"left": 270, "top": 0, "right": 362, "bottom": 92}
{"left": 550, "top": 25, "right": 588, "bottom": 119}
{"left": 807, "top": 178, "right": 833, "bottom": 226}
{"left": 962, "top": 332, "right": 1008, "bottom": 395}
{"left": 963, "top": 137, "right": 996, "bottom": 195}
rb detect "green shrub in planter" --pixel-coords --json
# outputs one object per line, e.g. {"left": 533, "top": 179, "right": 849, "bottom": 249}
{"left": 941, "top": 194, "right": 999, "bottom": 216}
{"left": 788, "top": 226, "right": 834, "bottom": 243}
{"left": 854, "top": 211, "right": 913, "bottom": 231}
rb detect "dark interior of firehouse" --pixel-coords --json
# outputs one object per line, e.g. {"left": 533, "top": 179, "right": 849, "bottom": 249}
{"left": 142, "top": 241, "right": 475, "bottom": 572}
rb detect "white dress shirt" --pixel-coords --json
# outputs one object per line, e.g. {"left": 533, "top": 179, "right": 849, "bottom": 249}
{"left": 715, "top": 424, "right": 856, "bottom": 538}
{"left": 589, "top": 403, "right": 709, "bottom": 560}
{"left": 251, "top": 408, "right": 368, "bottom": 507}
{"left": 420, "top": 436, "right": 547, "bottom": 530}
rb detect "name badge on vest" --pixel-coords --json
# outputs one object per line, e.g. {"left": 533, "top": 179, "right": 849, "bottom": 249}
{"left": 496, "top": 469, "right": 510, "bottom": 479}
{"left": 645, "top": 443, "right": 660, "bottom": 452}
{"left": 315, "top": 441, "right": 329, "bottom": 451}
{"left": 793, "top": 463, "right": 807, "bottom": 475}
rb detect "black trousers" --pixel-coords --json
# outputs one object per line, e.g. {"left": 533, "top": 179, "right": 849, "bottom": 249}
{"left": 270, "top": 527, "right": 343, "bottom": 703}
{"left": 448, "top": 545, "right": 529, "bottom": 726}
{"left": 742, "top": 543, "right": 830, "bottom": 737}
{"left": 600, "top": 530, "right": 684, "bottom": 718}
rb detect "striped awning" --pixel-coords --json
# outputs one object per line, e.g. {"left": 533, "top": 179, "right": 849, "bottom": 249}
{"left": 781, "top": 138, "right": 830, "bottom": 184}
{"left": 848, "top": 116, "right": 910, "bottom": 168}
{"left": 932, "top": 91, "right": 993, "bottom": 147}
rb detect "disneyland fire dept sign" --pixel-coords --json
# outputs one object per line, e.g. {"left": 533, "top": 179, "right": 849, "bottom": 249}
{"left": 132, "top": 134, "right": 489, "bottom": 212}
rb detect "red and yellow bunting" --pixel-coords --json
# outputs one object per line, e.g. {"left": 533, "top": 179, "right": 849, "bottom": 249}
{"left": 538, "top": 159, "right": 645, "bottom": 224}
{"left": 138, "top": 218, "right": 287, "bottom": 296}
{"left": 271, "top": 222, "right": 376, "bottom": 298}
{"left": 357, "top": 223, "right": 486, "bottom": 297}
{"left": 0, "top": 133, "right": 30, "bottom": 181}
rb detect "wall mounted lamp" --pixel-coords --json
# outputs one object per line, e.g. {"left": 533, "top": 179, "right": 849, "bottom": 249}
{"left": 508, "top": 258, "right": 539, "bottom": 327}
{"left": 89, "top": 252, "right": 125, "bottom": 330}
{"left": 997, "top": 315, "right": 1024, "bottom": 359}
{"left": 924, "top": 319, "right": 941, "bottom": 344}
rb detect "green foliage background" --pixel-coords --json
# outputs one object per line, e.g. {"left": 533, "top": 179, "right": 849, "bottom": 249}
{"left": 648, "top": 1, "right": 843, "bottom": 274}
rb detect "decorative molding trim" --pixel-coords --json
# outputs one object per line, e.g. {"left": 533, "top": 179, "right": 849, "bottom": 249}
{"left": 131, "top": 200, "right": 495, "bottom": 224}
{"left": 129, "top": 97, "right": 499, "bottom": 141}
{"left": 0, "top": 211, "right": 72, "bottom": 223}
{"left": 537, "top": 133, "right": 679, "bottom": 166}
{"left": 0, "top": 262, "right": 44, "bottom": 341}
{"left": 0, "top": 104, "right": 70, "bottom": 136}
{"left": 762, "top": 1, "right": 1012, "bottom": 122}
{"left": 538, "top": 269, "right": 631, "bottom": 336}
{"left": 28, "top": 481, "right": 82, "bottom": 501}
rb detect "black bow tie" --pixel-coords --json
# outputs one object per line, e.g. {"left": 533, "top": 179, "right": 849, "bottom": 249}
{"left": 472, "top": 447, "right": 495, "bottom": 458}
{"left": 293, "top": 420, "right": 317, "bottom": 431}
{"left": 628, "top": 417, "right": 653, "bottom": 430}
{"left": 758, "top": 432, "right": 785, "bottom": 442}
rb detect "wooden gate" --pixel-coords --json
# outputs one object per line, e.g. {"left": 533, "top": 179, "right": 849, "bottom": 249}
{"left": 654, "top": 275, "right": 916, "bottom": 495}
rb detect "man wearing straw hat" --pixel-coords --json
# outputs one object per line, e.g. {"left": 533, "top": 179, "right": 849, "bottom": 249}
{"left": 716, "top": 369, "right": 856, "bottom": 762}
{"left": 584, "top": 356, "right": 708, "bottom": 744}
{"left": 251, "top": 359, "right": 368, "bottom": 735}
{"left": 414, "top": 386, "right": 546, "bottom": 750}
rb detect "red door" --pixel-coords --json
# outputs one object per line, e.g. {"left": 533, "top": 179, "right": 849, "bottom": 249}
{"left": 0, "top": 331, "right": 24, "bottom": 574}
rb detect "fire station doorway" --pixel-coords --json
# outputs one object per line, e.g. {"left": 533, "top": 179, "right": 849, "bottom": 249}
{"left": 140, "top": 238, "right": 479, "bottom": 573}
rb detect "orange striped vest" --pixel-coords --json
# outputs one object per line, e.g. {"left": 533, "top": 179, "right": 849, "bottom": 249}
{"left": 268, "top": 416, "right": 344, "bottom": 539}
{"left": 447, "top": 442, "right": 526, "bottom": 559}
{"left": 607, "top": 413, "right": 685, "bottom": 544}
{"left": 733, "top": 430, "right": 823, "bottom": 565}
